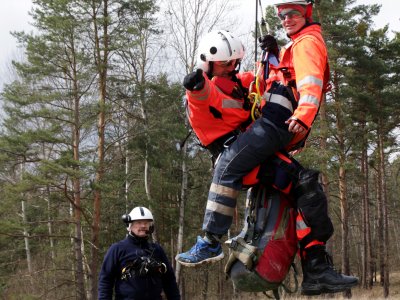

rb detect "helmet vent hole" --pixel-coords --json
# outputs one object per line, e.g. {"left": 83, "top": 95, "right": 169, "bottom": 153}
{"left": 209, "top": 47, "right": 217, "bottom": 54}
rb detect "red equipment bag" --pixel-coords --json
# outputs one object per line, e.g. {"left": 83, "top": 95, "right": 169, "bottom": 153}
{"left": 225, "top": 185, "right": 298, "bottom": 297}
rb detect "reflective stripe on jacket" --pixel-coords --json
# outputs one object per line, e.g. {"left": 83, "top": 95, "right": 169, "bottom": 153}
{"left": 186, "top": 72, "right": 253, "bottom": 146}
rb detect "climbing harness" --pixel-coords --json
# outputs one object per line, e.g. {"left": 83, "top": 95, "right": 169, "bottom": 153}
{"left": 121, "top": 248, "right": 167, "bottom": 280}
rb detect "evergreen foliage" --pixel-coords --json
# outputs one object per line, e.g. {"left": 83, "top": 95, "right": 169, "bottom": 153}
{"left": 0, "top": 0, "right": 399, "bottom": 299}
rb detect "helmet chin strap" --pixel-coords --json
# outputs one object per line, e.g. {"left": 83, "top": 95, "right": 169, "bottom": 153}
{"left": 206, "top": 62, "right": 214, "bottom": 79}
{"left": 229, "top": 69, "right": 239, "bottom": 77}
{"left": 229, "top": 61, "right": 241, "bottom": 76}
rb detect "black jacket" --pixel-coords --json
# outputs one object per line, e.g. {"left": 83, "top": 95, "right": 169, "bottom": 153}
{"left": 98, "top": 234, "right": 180, "bottom": 300}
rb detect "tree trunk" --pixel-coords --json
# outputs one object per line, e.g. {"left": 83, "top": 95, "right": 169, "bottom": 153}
{"left": 73, "top": 184, "right": 86, "bottom": 300}
{"left": 360, "top": 118, "right": 373, "bottom": 289}
{"left": 138, "top": 90, "right": 159, "bottom": 242}
{"left": 125, "top": 138, "right": 130, "bottom": 211}
{"left": 339, "top": 163, "right": 351, "bottom": 298}
{"left": 318, "top": 93, "right": 333, "bottom": 254}
{"left": 175, "top": 134, "right": 189, "bottom": 283}
{"left": 362, "top": 140, "right": 373, "bottom": 289}
{"left": 378, "top": 127, "right": 389, "bottom": 297}
{"left": 45, "top": 185, "right": 57, "bottom": 285}
{"left": 21, "top": 199, "right": 33, "bottom": 279}
{"left": 69, "top": 34, "right": 86, "bottom": 299}
{"left": 139, "top": 95, "right": 151, "bottom": 200}
{"left": 19, "top": 163, "right": 33, "bottom": 285}
{"left": 334, "top": 73, "right": 351, "bottom": 298}
{"left": 376, "top": 155, "right": 384, "bottom": 290}
{"left": 90, "top": 0, "right": 109, "bottom": 298}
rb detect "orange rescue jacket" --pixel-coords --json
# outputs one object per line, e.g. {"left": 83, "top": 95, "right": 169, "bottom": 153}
{"left": 186, "top": 72, "right": 254, "bottom": 146}
{"left": 266, "top": 23, "right": 329, "bottom": 150}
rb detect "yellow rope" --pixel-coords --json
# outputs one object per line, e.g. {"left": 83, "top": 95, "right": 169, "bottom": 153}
{"left": 248, "top": 66, "right": 264, "bottom": 121}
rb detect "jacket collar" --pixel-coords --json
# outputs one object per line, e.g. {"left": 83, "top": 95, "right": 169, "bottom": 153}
{"left": 289, "top": 22, "right": 322, "bottom": 40}
{"left": 127, "top": 232, "right": 149, "bottom": 246}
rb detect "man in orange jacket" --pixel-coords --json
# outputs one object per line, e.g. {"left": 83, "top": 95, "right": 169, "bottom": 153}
{"left": 183, "top": 30, "right": 254, "bottom": 153}
{"left": 177, "top": 1, "right": 358, "bottom": 295}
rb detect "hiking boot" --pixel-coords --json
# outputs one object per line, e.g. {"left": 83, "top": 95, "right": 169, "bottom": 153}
{"left": 175, "top": 236, "right": 224, "bottom": 267}
{"left": 301, "top": 246, "right": 359, "bottom": 295}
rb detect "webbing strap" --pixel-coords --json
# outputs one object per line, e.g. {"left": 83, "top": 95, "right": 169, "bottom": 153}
{"left": 271, "top": 154, "right": 303, "bottom": 181}
{"left": 261, "top": 263, "right": 299, "bottom": 299}
{"left": 227, "top": 237, "right": 259, "bottom": 269}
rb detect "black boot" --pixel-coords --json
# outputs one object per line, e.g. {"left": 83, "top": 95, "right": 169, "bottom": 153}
{"left": 301, "top": 245, "right": 359, "bottom": 295}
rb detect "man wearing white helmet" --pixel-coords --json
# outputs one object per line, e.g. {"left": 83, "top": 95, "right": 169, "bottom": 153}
{"left": 182, "top": 30, "right": 255, "bottom": 152}
{"left": 177, "top": 0, "right": 358, "bottom": 296}
{"left": 98, "top": 207, "right": 180, "bottom": 300}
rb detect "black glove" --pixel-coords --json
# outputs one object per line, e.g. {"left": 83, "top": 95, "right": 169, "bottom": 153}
{"left": 183, "top": 69, "right": 205, "bottom": 91}
{"left": 258, "top": 35, "right": 279, "bottom": 58}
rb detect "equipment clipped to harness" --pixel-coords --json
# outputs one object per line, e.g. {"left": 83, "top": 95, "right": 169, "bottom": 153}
{"left": 248, "top": 75, "right": 263, "bottom": 121}
{"left": 121, "top": 256, "right": 167, "bottom": 280}
{"left": 248, "top": 0, "right": 281, "bottom": 121}
{"left": 247, "top": 0, "right": 266, "bottom": 121}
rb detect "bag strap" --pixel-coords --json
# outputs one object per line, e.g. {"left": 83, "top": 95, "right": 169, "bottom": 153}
{"left": 271, "top": 154, "right": 303, "bottom": 181}
{"left": 244, "top": 187, "right": 259, "bottom": 243}
{"left": 254, "top": 187, "right": 273, "bottom": 238}
{"left": 261, "top": 263, "right": 299, "bottom": 299}
{"left": 262, "top": 289, "right": 280, "bottom": 299}
{"left": 244, "top": 185, "right": 272, "bottom": 243}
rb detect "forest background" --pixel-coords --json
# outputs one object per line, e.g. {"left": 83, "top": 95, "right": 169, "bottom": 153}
{"left": 0, "top": 0, "right": 400, "bottom": 299}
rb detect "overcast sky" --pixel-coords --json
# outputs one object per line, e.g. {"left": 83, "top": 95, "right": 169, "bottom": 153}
{"left": 236, "top": 0, "right": 400, "bottom": 38}
{"left": 1, "top": 0, "right": 32, "bottom": 87}
{"left": 1, "top": 0, "right": 399, "bottom": 87}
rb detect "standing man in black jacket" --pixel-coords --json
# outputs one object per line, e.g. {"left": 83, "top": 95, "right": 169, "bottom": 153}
{"left": 98, "top": 206, "right": 180, "bottom": 300}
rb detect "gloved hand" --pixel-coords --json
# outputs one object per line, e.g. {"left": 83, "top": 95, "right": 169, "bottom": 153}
{"left": 183, "top": 69, "right": 205, "bottom": 91}
{"left": 258, "top": 35, "right": 279, "bottom": 58}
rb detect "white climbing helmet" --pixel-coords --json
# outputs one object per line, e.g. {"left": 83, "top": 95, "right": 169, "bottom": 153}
{"left": 127, "top": 206, "right": 153, "bottom": 222}
{"left": 196, "top": 30, "right": 245, "bottom": 73}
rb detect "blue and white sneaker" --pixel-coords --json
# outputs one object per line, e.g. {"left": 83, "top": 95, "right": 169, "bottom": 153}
{"left": 175, "top": 236, "right": 224, "bottom": 267}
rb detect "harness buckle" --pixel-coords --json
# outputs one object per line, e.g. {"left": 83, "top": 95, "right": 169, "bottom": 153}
{"left": 229, "top": 239, "right": 238, "bottom": 250}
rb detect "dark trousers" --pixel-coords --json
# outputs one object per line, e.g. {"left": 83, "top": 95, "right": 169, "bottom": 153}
{"left": 202, "top": 117, "right": 293, "bottom": 235}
